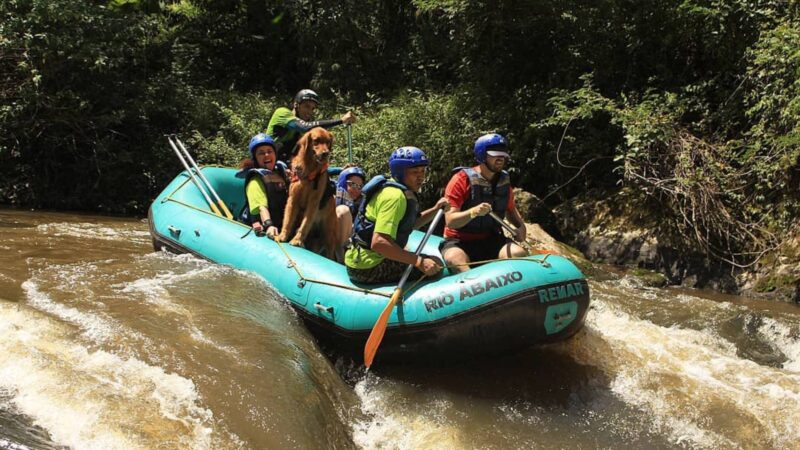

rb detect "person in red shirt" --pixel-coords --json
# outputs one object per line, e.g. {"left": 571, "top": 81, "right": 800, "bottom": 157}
{"left": 440, "top": 133, "right": 528, "bottom": 273}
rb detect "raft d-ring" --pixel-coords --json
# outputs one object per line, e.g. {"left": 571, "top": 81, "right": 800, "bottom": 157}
{"left": 168, "top": 226, "right": 181, "bottom": 237}
{"left": 297, "top": 279, "right": 306, "bottom": 288}
{"left": 540, "top": 254, "right": 551, "bottom": 268}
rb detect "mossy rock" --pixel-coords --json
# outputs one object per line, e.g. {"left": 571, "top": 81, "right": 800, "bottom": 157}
{"left": 630, "top": 267, "right": 669, "bottom": 288}
{"left": 754, "top": 273, "right": 799, "bottom": 293}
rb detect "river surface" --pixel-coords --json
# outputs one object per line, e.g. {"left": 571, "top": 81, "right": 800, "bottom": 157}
{"left": 1, "top": 208, "right": 799, "bottom": 450}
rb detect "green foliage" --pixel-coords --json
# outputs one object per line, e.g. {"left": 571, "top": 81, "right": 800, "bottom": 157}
{"left": 0, "top": 0, "right": 797, "bottom": 273}
{"left": 0, "top": 0, "right": 180, "bottom": 213}
{"left": 412, "top": 0, "right": 467, "bottom": 14}
{"left": 754, "top": 273, "right": 799, "bottom": 293}
{"left": 182, "top": 92, "right": 281, "bottom": 167}
{"left": 331, "top": 92, "right": 488, "bottom": 200}
{"left": 742, "top": 18, "right": 800, "bottom": 228}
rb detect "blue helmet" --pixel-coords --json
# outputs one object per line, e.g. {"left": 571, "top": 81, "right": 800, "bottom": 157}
{"left": 248, "top": 133, "right": 276, "bottom": 159}
{"left": 389, "top": 146, "right": 429, "bottom": 184}
{"left": 337, "top": 166, "right": 367, "bottom": 191}
{"left": 474, "top": 133, "right": 509, "bottom": 164}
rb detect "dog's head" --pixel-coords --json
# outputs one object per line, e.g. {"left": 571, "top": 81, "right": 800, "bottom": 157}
{"left": 292, "top": 127, "right": 333, "bottom": 180}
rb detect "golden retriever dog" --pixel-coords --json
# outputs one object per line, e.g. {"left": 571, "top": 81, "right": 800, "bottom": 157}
{"left": 275, "top": 127, "right": 339, "bottom": 259}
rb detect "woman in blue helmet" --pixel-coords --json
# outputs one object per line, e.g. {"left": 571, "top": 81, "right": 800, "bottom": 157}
{"left": 335, "top": 166, "right": 367, "bottom": 247}
{"left": 440, "top": 133, "right": 527, "bottom": 273}
{"left": 236, "top": 133, "right": 290, "bottom": 237}
{"left": 345, "top": 147, "right": 450, "bottom": 284}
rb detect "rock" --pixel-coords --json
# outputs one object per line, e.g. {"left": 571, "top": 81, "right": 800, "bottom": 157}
{"left": 552, "top": 188, "right": 800, "bottom": 301}
{"left": 513, "top": 190, "right": 563, "bottom": 241}
{"left": 630, "top": 268, "right": 669, "bottom": 288}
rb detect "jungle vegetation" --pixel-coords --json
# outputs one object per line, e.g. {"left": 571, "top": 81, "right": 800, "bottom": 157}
{"left": 1, "top": 0, "right": 798, "bottom": 271}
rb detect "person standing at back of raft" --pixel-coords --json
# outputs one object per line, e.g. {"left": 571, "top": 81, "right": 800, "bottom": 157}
{"left": 266, "top": 89, "right": 357, "bottom": 164}
{"left": 345, "top": 147, "right": 450, "bottom": 284}
{"left": 440, "top": 133, "right": 527, "bottom": 273}
{"left": 236, "top": 133, "right": 290, "bottom": 237}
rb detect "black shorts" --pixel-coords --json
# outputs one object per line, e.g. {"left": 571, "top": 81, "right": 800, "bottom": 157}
{"left": 439, "top": 234, "right": 513, "bottom": 263}
{"left": 347, "top": 258, "right": 426, "bottom": 285}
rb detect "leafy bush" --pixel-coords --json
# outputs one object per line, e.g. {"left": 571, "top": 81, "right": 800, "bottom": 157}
{"left": 0, "top": 0, "right": 796, "bottom": 274}
{"left": 331, "top": 92, "right": 490, "bottom": 201}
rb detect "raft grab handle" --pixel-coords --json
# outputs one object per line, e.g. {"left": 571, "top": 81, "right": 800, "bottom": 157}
{"left": 314, "top": 302, "right": 334, "bottom": 315}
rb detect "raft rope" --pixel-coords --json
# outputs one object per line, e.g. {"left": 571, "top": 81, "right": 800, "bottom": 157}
{"left": 273, "top": 238, "right": 552, "bottom": 300}
{"left": 273, "top": 240, "right": 394, "bottom": 298}
{"left": 441, "top": 254, "right": 552, "bottom": 270}
{"left": 163, "top": 174, "right": 553, "bottom": 299}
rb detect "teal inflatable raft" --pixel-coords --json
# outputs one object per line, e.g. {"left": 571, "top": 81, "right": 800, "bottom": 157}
{"left": 149, "top": 167, "right": 590, "bottom": 363}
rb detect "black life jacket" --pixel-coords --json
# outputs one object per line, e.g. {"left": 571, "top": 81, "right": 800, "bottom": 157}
{"left": 236, "top": 162, "right": 289, "bottom": 228}
{"left": 351, "top": 175, "right": 418, "bottom": 250}
{"left": 456, "top": 167, "right": 510, "bottom": 234}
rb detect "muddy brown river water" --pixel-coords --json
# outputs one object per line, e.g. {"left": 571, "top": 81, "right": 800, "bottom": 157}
{"left": 1, "top": 208, "right": 798, "bottom": 449}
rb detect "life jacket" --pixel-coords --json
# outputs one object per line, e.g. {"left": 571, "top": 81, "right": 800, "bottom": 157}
{"left": 456, "top": 167, "right": 510, "bottom": 234}
{"left": 335, "top": 188, "right": 362, "bottom": 218}
{"left": 350, "top": 175, "right": 418, "bottom": 250}
{"left": 236, "top": 162, "right": 289, "bottom": 228}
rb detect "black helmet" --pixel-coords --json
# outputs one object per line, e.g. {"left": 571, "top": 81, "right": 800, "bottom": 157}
{"left": 293, "top": 89, "right": 320, "bottom": 107}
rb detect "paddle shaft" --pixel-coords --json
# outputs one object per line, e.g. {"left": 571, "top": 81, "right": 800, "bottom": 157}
{"left": 489, "top": 211, "right": 518, "bottom": 236}
{"left": 363, "top": 207, "right": 446, "bottom": 368}
{"left": 397, "top": 208, "right": 445, "bottom": 288}
{"left": 489, "top": 211, "right": 533, "bottom": 253}
{"left": 173, "top": 136, "right": 233, "bottom": 219}
{"left": 167, "top": 137, "right": 221, "bottom": 216}
{"left": 346, "top": 124, "right": 353, "bottom": 163}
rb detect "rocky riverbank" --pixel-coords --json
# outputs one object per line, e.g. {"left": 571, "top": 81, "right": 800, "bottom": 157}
{"left": 514, "top": 189, "right": 800, "bottom": 304}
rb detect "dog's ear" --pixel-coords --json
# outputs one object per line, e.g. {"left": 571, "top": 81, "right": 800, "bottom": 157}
{"left": 324, "top": 129, "right": 334, "bottom": 147}
{"left": 291, "top": 131, "right": 311, "bottom": 169}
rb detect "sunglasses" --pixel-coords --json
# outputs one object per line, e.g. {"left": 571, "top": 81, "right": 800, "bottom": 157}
{"left": 346, "top": 181, "right": 363, "bottom": 190}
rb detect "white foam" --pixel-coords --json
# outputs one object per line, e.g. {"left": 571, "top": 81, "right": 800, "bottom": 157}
{"left": 116, "top": 263, "right": 226, "bottom": 298}
{"left": 113, "top": 260, "right": 247, "bottom": 360}
{"left": 36, "top": 222, "right": 149, "bottom": 243}
{"left": 0, "top": 439, "right": 33, "bottom": 450}
{"left": 351, "top": 375, "right": 466, "bottom": 450}
{"left": 0, "top": 302, "right": 225, "bottom": 450}
{"left": 578, "top": 296, "right": 800, "bottom": 449}
{"left": 757, "top": 316, "right": 800, "bottom": 372}
{"left": 22, "top": 280, "right": 117, "bottom": 343}
{"left": 188, "top": 326, "right": 242, "bottom": 359}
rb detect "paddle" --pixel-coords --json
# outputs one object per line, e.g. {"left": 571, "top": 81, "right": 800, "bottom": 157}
{"left": 167, "top": 136, "right": 222, "bottom": 217}
{"left": 489, "top": 211, "right": 539, "bottom": 255}
{"left": 346, "top": 124, "right": 353, "bottom": 163}
{"left": 173, "top": 136, "right": 234, "bottom": 220}
{"left": 363, "top": 206, "right": 446, "bottom": 368}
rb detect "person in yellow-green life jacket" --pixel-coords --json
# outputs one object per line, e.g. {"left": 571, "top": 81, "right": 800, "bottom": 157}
{"left": 266, "top": 89, "right": 356, "bottom": 164}
{"left": 345, "top": 147, "right": 450, "bottom": 284}
{"left": 235, "top": 133, "right": 290, "bottom": 237}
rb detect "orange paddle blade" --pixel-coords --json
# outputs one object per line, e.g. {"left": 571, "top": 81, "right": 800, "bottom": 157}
{"left": 364, "top": 287, "right": 402, "bottom": 368}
